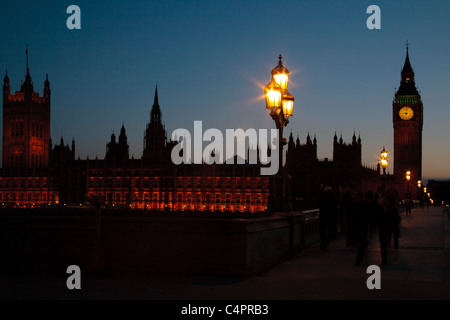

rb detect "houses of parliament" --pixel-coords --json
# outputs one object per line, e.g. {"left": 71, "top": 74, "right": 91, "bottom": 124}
{"left": 0, "top": 49, "right": 423, "bottom": 211}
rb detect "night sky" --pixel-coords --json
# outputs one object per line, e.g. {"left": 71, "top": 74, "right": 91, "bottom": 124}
{"left": 1, "top": 0, "right": 449, "bottom": 180}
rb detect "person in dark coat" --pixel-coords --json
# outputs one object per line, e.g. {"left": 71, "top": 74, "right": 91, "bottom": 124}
{"left": 377, "top": 191, "right": 396, "bottom": 265}
{"left": 354, "top": 191, "right": 378, "bottom": 265}
{"left": 405, "top": 194, "right": 412, "bottom": 216}
{"left": 319, "top": 186, "right": 338, "bottom": 252}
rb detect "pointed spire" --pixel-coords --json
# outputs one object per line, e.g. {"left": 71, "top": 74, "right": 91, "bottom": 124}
{"left": 396, "top": 44, "right": 418, "bottom": 95}
{"left": 154, "top": 84, "right": 159, "bottom": 106}
{"left": 402, "top": 42, "right": 413, "bottom": 75}
{"left": 43, "top": 73, "right": 51, "bottom": 101}
{"left": 151, "top": 85, "right": 161, "bottom": 124}
{"left": 288, "top": 131, "right": 295, "bottom": 151}
{"left": 22, "top": 46, "right": 33, "bottom": 93}
{"left": 3, "top": 70, "right": 10, "bottom": 97}
{"left": 26, "top": 45, "right": 29, "bottom": 73}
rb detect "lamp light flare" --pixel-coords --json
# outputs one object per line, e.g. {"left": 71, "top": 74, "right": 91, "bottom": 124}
{"left": 265, "top": 88, "right": 282, "bottom": 112}
{"left": 274, "top": 74, "right": 288, "bottom": 90}
{"left": 380, "top": 146, "right": 388, "bottom": 169}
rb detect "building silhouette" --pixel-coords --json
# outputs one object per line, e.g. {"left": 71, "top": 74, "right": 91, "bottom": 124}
{"left": 0, "top": 48, "right": 423, "bottom": 210}
{"left": 286, "top": 131, "right": 381, "bottom": 210}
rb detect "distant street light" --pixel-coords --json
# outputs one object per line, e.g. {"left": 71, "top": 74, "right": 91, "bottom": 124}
{"left": 380, "top": 146, "right": 388, "bottom": 191}
{"left": 264, "top": 55, "right": 294, "bottom": 211}
{"left": 406, "top": 170, "right": 411, "bottom": 195}
{"left": 417, "top": 180, "right": 422, "bottom": 206}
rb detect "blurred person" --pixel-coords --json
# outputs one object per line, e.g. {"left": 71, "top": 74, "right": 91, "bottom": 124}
{"left": 377, "top": 192, "right": 396, "bottom": 266}
{"left": 319, "top": 186, "right": 338, "bottom": 252}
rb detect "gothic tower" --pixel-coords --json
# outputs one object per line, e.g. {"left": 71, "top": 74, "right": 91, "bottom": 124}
{"left": 143, "top": 86, "right": 168, "bottom": 165}
{"left": 105, "top": 124, "right": 129, "bottom": 163}
{"left": 2, "top": 50, "right": 51, "bottom": 168}
{"left": 393, "top": 46, "right": 423, "bottom": 199}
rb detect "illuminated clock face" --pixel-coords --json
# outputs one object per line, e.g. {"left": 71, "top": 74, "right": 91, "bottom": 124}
{"left": 399, "top": 107, "right": 414, "bottom": 120}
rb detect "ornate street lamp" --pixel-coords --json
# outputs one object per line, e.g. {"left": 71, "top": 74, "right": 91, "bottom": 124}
{"left": 380, "top": 146, "right": 388, "bottom": 192}
{"left": 406, "top": 170, "right": 411, "bottom": 196}
{"left": 264, "top": 55, "right": 294, "bottom": 211}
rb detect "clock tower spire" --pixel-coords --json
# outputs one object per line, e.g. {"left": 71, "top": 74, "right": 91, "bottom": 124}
{"left": 393, "top": 45, "right": 423, "bottom": 200}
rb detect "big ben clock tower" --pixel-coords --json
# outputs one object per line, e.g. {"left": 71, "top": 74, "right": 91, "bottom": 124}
{"left": 393, "top": 46, "right": 423, "bottom": 200}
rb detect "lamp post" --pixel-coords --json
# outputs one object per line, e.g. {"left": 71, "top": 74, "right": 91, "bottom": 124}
{"left": 380, "top": 146, "right": 388, "bottom": 192}
{"left": 264, "top": 55, "right": 294, "bottom": 212}
{"left": 417, "top": 180, "right": 422, "bottom": 207}
{"left": 406, "top": 170, "right": 411, "bottom": 196}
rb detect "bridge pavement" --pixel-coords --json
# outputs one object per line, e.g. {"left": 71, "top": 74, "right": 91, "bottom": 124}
{"left": 1, "top": 206, "right": 449, "bottom": 300}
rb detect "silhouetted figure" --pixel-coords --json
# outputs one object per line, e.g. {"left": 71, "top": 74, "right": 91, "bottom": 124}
{"left": 353, "top": 191, "right": 369, "bottom": 265}
{"left": 377, "top": 192, "right": 396, "bottom": 265}
{"left": 319, "top": 186, "right": 338, "bottom": 252}
{"left": 405, "top": 194, "right": 412, "bottom": 216}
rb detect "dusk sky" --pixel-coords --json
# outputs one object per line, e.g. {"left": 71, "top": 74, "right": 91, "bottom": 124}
{"left": 1, "top": 0, "right": 449, "bottom": 180}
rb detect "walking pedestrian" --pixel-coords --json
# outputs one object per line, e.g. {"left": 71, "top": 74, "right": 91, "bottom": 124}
{"left": 377, "top": 192, "right": 396, "bottom": 266}
{"left": 319, "top": 186, "right": 338, "bottom": 252}
{"left": 405, "top": 194, "right": 412, "bottom": 216}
